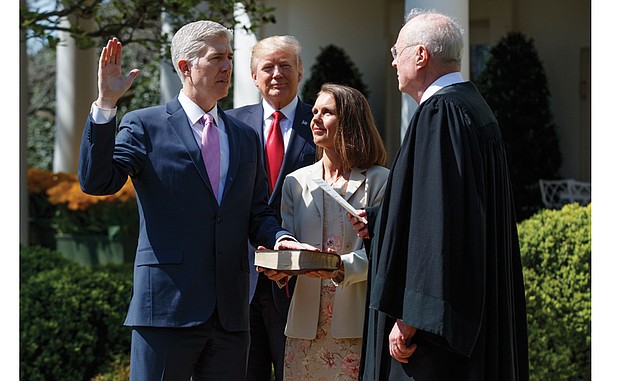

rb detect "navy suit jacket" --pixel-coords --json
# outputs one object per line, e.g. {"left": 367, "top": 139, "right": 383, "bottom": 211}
{"left": 226, "top": 100, "right": 315, "bottom": 312}
{"left": 78, "top": 97, "right": 290, "bottom": 332}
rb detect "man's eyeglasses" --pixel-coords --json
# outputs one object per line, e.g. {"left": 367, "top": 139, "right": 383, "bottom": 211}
{"left": 390, "top": 44, "right": 420, "bottom": 59}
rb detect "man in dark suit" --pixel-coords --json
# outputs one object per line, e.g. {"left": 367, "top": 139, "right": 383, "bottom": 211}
{"left": 226, "top": 35, "right": 315, "bottom": 381}
{"left": 350, "top": 9, "right": 529, "bottom": 381}
{"left": 78, "top": 21, "right": 313, "bottom": 381}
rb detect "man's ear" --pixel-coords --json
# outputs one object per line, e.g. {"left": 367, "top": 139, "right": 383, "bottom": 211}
{"left": 251, "top": 71, "right": 259, "bottom": 87}
{"left": 415, "top": 45, "right": 429, "bottom": 67}
{"left": 178, "top": 60, "right": 190, "bottom": 77}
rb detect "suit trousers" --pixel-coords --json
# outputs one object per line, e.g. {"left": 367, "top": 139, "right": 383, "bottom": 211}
{"left": 246, "top": 273, "right": 288, "bottom": 381}
{"left": 130, "top": 309, "right": 250, "bottom": 381}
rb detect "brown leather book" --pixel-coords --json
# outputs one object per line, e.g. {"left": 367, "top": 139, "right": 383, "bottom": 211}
{"left": 254, "top": 250, "right": 341, "bottom": 275}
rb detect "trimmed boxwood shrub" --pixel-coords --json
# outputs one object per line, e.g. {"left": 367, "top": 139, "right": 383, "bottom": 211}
{"left": 90, "top": 353, "right": 131, "bottom": 381}
{"left": 518, "top": 204, "right": 591, "bottom": 380}
{"left": 301, "top": 44, "right": 369, "bottom": 105}
{"left": 476, "top": 32, "right": 562, "bottom": 220}
{"left": 20, "top": 246, "right": 133, "bottom": 381}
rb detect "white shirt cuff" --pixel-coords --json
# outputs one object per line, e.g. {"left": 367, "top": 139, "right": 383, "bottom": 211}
{"left": 275, "top": 235, "right": 297, "bottom": 245}
{"left": 91, "top": 102, "right": 117, "bottom": 124}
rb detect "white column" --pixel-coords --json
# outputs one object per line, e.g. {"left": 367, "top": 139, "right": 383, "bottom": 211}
{"left": 159, "top": 61, "right": 183, "bottom": 104}
{"left": 160, "top": 13, "right": 182, "bottom": 104}
{"left": 53, "top": 17, "right": 98, "bottom": 173}
{"left": 160, "top": 61, "right": 182, "bottom": 104}
{"left": 233, "top": 2, "right": 260, "bottom": 107}
{"left": 400, "top": 0, "right": 469, "bottom": 141}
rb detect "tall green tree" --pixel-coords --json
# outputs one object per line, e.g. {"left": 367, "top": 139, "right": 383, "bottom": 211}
{"left": 21, "top": 0, "right": 276, "bottom": 170}
{"left": 27, "top": 45, "right": 56, "bottom": 170}
{"left": 476, "top": 32, "right": 561, "bottom": 220}
{"left": 21, "top": 0, "right": 276, "bottom": 52}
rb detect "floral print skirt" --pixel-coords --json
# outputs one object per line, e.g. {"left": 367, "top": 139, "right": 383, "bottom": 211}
{"left": 283, "top": 280, "right": 362, "bottom": 380}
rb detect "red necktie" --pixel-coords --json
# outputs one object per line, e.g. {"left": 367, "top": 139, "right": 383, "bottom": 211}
{"left": 265, "top": 111, "right": 284, "bottom": 193}
{"left": 201, "top": 113, "right": 220, "bottom": 201}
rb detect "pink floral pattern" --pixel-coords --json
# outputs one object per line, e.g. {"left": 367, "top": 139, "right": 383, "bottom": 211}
{"left": 284, "top": 180, "right": 362, "bottom": 380}
{"left": 324, "top": 233, "right": 343, "bottom": 253}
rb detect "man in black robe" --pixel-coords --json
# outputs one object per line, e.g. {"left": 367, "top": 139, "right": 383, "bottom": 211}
{"left": 350, "top": 9, "right": 529, "bottom": 380}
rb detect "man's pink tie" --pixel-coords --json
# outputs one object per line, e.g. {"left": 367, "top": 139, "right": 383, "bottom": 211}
{"left": 265, "top": 111, "right": 284, "bottom": 194}
{"left": 201, "top": 113, "right": 220, "bottom": 200}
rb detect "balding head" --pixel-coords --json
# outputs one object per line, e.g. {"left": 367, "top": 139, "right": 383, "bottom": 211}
{"left": 402, "top": 9, "right": 464, "bottom": 67}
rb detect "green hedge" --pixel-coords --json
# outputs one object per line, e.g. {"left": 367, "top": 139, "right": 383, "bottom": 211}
{"left": 20, "top": 203, "right": 591, "bottom": 380}
{"left": 20, "top": 246, "right": 133, "bottom": 381}
{"left": 518, "top": 203, "right": 591, "bottom": 380}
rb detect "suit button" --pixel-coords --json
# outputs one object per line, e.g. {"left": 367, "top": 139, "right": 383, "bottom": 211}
{"left": 216, "top": 217, "right": 222, "bottom": 223}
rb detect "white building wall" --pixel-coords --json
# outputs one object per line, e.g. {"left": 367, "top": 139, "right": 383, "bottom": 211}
{"left": 235, "top": 0, "right": 471, "bottom": 164}
{"left": 233, "top": 3, "right": 260, "bottom": 107}
{"left": 517, "top": 0, "right": 591, "bottom": 180}
{"left": 48, "top": 0, "right": 588, "bottom": 179}
{"left": 240, "top": 0, "right": 590, "bottom": 178}
{"left": 246, "top": 0, "right": 401, "bottom": 161}
{"left": 470, "top": 0, "right": 591, "bottom": 181}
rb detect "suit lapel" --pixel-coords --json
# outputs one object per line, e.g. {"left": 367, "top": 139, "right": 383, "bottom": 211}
{"left": 248, "top": 105, "right": 265, "bottom": 142}
{"left": 219, "top": 109, "right": 239, "bottom": 201}
{"left": 166, "top": 99, "right": 214, "bottom": 194}
{"left": 343, "top": 168, "right": 366, "bottom": 205}
{"left": 306, "top": 161, "right": 325, "bottom": 221}
{"left": 342, "top": 168, "right": 367, "bottom": 211}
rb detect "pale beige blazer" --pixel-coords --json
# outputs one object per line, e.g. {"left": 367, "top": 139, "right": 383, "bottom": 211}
{"left": 280, "top": 160, "right": 390, "bottom": 339}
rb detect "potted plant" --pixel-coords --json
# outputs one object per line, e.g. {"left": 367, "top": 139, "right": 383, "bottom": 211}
{"left": 45, "top": 173, "right": 138, "bottom": 267}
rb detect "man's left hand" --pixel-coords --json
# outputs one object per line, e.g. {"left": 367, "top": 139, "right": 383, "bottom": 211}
{"left": 389, "top": 319, "right": 417, "bottom": 363}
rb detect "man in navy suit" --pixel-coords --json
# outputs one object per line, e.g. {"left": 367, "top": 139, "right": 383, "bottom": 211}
{"left": 226, "top": 35, "right": 315, "bottom": 381}
{"left": 78, "top": 21, "right": 314, "bottom": 381}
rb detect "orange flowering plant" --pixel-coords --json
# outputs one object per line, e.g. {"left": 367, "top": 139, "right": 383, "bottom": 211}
{"left": 28, "top": 169, "right": 138, "bottom": 237}
{"left": 27, "top": 168, "right": 74, "bottom": 221}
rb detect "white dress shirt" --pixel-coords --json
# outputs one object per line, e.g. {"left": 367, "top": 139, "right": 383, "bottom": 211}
{"left": 261, "top": 97, "right": 299, "bottom": 152}
{"left": 420, "top": 72, "right": 466, "bottom": 104}
{"left": 178, "top": 91, "right": 229, "bottom": 202}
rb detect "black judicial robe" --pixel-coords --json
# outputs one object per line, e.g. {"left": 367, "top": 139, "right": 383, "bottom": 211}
{"left": 360, "top": 82, "right": 529, "bottom": 380}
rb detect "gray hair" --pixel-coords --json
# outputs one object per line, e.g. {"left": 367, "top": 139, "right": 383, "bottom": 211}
{"left": 170, "top": 20, "right": 233, "bottom": 81}
{"left": 250, "top": 35, "right": 303, "bottom": 74}
{"left": 404, "top": 9, "right": 464, "bottom": 64}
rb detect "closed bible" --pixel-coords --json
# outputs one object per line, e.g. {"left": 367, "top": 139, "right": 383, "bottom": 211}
{"left": 254, "top": 250, "right": 341, "bottom": 275}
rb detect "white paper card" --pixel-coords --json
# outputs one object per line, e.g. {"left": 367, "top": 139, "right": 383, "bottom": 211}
{"left": 313, "top": 178, "right": 368, "bottom": 224}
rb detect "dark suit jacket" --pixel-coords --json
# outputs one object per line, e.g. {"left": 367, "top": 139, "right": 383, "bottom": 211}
{"left": 78, "top": 97, "right": 290, "bottom": 332}
{"left": 226, "top": 99, "right": 315, "bottom": 311}
{"left": 226, "top": 99, "right": 315, "bottom": 216}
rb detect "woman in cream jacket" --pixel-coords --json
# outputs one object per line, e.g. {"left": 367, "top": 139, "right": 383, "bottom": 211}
{"left": 278, "top": 84, "right": 389, "bottom": 380}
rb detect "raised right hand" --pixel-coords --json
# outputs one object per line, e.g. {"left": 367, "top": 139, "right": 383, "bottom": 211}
{"left": 96, "top": 37, "right": 140, "bottom": 109}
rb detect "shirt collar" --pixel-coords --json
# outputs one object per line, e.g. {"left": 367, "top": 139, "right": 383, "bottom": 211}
{"left": 178, "top": 90, "right": 220, "bottom": 126}
{"left": 262, "top": 97, "right": 299, "bottom": 122}
{"left": 420, "top": 72, "right": 466, "bottom": 104}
